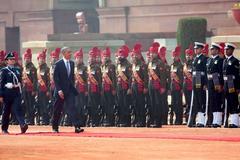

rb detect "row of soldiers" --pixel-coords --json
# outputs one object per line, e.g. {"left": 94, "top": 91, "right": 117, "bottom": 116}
{"left": 0, "top": 41, "right": 239, "bottom": 128}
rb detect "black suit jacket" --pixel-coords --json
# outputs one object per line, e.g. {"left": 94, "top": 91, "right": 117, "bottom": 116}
{"left": 53, "top": 59, "right": 78, "bottom": 98}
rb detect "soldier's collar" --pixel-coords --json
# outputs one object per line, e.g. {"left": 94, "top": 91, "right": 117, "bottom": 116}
{"left": 196, "top": 53, "right": 203, "bottom": 58}
{"left": 211, "top": 54, "right": 218, "bottom": 59}
{"left": 7, "top": 65, "right": 14, "bottom": 69}
{"left": 226, "top": 55, "right": 233, "bottom": 61}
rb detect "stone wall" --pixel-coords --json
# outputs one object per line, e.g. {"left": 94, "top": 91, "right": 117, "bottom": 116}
{"left": 0, "top": 0, "right": 98, "bottom": 53}
{"left": 0, "top": 21, "right": 6, "bottom": 50}
{"left": 97, "top": 0, "right": 239, "bottom": 34}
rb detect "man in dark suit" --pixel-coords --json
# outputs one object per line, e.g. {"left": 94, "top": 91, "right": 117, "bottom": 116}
{"left": 52, "top": 47, "right": 84, "bottom": 133}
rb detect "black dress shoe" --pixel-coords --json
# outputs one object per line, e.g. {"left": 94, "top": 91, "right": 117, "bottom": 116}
{"left": 2, "top": 130, "right": 9, "bottom": 134}
{"left": 212, "top": 124, "right": 221, "bottom": 128}
{"left": 52, "top": 129, "right": 59, "bottom": 133}
{"left": 187, "top": 124, "right": 196, "bottom": 128}
{"left": 196, "top": 123, "right": 204, "bottom": 128}
{"left": 21, "top": 124, "right": 28, "bottom": 133}
{"left": 229, "top": 124, "right": 238, "bottom": 128}
{"left": 75, "top": 127, "right": 84, "bottom": 133}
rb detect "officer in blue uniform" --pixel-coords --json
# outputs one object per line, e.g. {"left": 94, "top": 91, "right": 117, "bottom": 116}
{"left": 223, "top": 43, "right": 240, "bottom": 128}
{"left": 0, "top": 52, "right": 28, "bottom": 134}
{"left": 206, "top": 43, "right": 224, "bottom": 127}
{"left": 188, "top": 42, "right": 208, "bottom": 127}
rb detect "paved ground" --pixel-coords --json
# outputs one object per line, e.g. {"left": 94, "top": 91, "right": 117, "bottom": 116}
{"left": 0, "top": 125, "right": 240, "bottom": 160}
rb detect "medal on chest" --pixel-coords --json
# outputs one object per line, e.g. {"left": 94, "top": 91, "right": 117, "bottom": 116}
{"left": 151, "top": 63, "right": 156, "bottom": 70}
{"left": 171, "top": 65, "right": 177, "bottom": 72}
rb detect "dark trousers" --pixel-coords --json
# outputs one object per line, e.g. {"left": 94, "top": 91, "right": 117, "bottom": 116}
{"left": 225, "top": 92, "right": 239, "bottom": 114}
{"left": 193, "top": 88, "right": 206, "bottom": 113}
{"left": 207, "top": 80, "right": 223, "bottom": 114}
{"left": 184, "top": 89, "right": 192, "bottom": 114}
{"left": 149, "top": 87, "right": 162, "bottom": 126}
{"left": 161, "top": 91, "right": 169, "bottom": 125}
{"left": 171, "top": 90, "right": 183, "bottom": 124}
{"left": 52, "top": 93, "right": 80, "bottom": 130}
{"left": 188, "top": 88, "right": 206, "bottom": 126}
{"left": 75, "top": 93, "right": 87, "bottom": 126}
{"left": 23, "top": 91, "right": 35, "bottom": 124}
{"left": 102, "top": 91, "right": 115, "bottom": 125}
{"left": 88, "top": 92, "right": 101, "bottom": 126}
{"left": 38, "top": 91, "right": 49, "bottom": 124}
{"left": 132, "top": 90, "right": 146, "bottom": 126}
{"left": 1, "top": 96, "right": 25, "bottom": 131}
{"left": 117, "top": 88, "right": 131, "bottom": 125}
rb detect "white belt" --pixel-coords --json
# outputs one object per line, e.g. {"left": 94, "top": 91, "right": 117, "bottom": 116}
{"left": 5, "top": 83, "right": 20, "bottom": 89}
{"left": 207, "top": 74, "right": 213, "bottom": 79}
{"left": 207, "top": 73, "right": 220, "bottom": 80}
{"left": 192, "top": 71, "right": 205, "bottom": 76}
{"left": 223, "top": 75, "right": 235, "bottom": 81}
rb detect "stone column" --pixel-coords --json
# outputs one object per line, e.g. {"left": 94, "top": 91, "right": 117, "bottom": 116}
{"left": 0, "top": 21, "right": 6, "bottom": 50}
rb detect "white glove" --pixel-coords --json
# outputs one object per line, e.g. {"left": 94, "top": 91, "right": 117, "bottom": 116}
{"left": 5, "top": 83, "right": 13, "bottom": 89}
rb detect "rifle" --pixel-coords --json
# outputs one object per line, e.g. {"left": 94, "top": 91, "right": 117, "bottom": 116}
{"left": 204, "top": 89, "right": 209, "bottom": 126}
{"left": 187, "top": 90, "right": 194, "bottom": 127}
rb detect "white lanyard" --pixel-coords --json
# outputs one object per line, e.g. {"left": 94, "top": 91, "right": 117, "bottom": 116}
{"left": 6, "top": 67, "right": 22, "bottom": 94}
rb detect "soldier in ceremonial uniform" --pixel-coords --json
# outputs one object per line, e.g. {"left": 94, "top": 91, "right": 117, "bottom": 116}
{"left": 101, "top": 47, "right": 116, "bottom": 126}
{"left": 206, "top": 43, "right": 224, "bottom": 127}
{"left": 0, "top": 52, "right": 28, "bottom": 134}
{"left": 13, "top": 52, "right": 23, "bottom": 71}
{"left": 74, "top": 48, "right": 88, "bottom": 127}
{"left": 22, "top": 49, "right": 37, "bottom": 125}
{"left": 50, "top": 48, "right": 61, "bottom": 94}
{"left": 183, "top": 46, "right": 194, "bottom": 123}
{"left": 96, "top": 48, "right": 102, "bottom": 67}
{"left": 170, "top": 46, "right": 183, "bottom": 125}
{"left": 223, "top": 43, "right": 240, "bottom": 128}
{"left": 158, "top": 46, "right": 171, "bottom": 125}
{"left": 148, "top": 42, "right": 163, "bottom": 128}
{"left": 87, "top": 47, "right": 102, "bottom": 127}
{"left": 36, "top": 49, "right": 50, "bottom": 125}
{"left": 49, "top": 48, "right": 60, "bottom": 122}
{"left": 188, "top": 42, "right": 208, "bottom": 127}
{"left": 131, "top": 43, "right": 148, "bottom": 127}
{"left": 116, "top": 45, "right": 132, "bottom": 127}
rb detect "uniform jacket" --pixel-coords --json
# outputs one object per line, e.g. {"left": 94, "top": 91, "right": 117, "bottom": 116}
{"left": 75, "top": 63, "right": 88, "bottom": 93}
{"left": 37, "top": 63, "right": 50, "bottom": 93}
{"left": 223, "top": 56, "right": 240, "bottom": 91}
{"left": 102, "top": 62, "right": 116, "bottom": 92}
{"left": 116, "top": 58, "right": 132, "bottom": 90}
{"left": 192, "top": 53, "right": 208, "bottom": 88}
{"left": 23, "top": 62, "right": 37, "bottom": 92}
{"left": 183, "top": 59, "right": 193, "bottom": 91}
{"left": 0, "top": 66, "right": 22, "bottom": 98}
{"left": 206, "top": 55, "right": 224, "bottom": 88}
{"left": 87, "top": 63, "right": 102, "bottom": 93}
{"left": 170, "top": 60, "right": 183, "bottom": 91}
{"left": 132, "top": 59, "right": 148, "bottom": 93}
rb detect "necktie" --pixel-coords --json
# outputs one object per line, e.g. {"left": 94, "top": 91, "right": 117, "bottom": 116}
{"left": 66, "top": 61, "right": 71, "bottom": 76}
